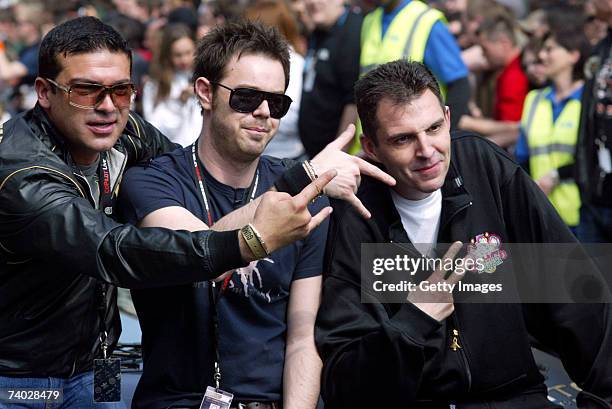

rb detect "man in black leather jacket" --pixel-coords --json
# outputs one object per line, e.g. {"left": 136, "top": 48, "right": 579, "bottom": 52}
{"left": 0, "top": 17, "right": 391, "bottom": 406}
{"left": 315, "top": 61, "right": 612, "bottom": 409}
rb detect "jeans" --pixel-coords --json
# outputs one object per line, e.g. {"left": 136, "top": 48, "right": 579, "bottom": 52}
{"left": 0, "top": 371, "right": 126, "bottom": 409}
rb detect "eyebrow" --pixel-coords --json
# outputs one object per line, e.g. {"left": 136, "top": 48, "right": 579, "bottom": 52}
{"left": 385, "top": 117, "right": 445, "bottom": 141}
{"left": 67, "top": 78, "right": 132, "bottom": 86}
{"left": 234, "top": 84, "right": 285, "bottom": 94}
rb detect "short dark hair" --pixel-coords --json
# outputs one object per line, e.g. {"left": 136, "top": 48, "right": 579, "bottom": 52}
{"left": 544, "top": 9, "right": 591, "bottom": 82}
{"left": 192, "top": 20, "right": 290, "bottom": 90}
{"left": 355, "top": 61, "right": 444, "bottom": 143}
{"left": 478, "top": 13, "right": 518, "bottom": 46}
{"left": 39, "top": 16, "right": 132, "bottom": 80}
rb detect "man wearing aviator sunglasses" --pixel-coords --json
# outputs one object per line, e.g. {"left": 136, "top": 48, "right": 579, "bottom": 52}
{"left": 0, "top": 17, "right": 394, "bottom": 409}
{"left": 44, "top": 77, "right": 137, "bottom": 110}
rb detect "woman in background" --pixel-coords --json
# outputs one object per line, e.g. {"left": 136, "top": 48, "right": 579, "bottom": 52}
{"left": 244, "top": 0, "right": 307, "bottom": 160}
{"left": 142, "top": 23, "right": 201, "bottom": 147}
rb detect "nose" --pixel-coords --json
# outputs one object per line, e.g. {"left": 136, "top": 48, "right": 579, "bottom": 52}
{"left": 415, "top": 134, "right": 435, "bottom": 158}
{"left": 252, "top": 98, "right": 271, "bottom": 119}
{"left": 95, "top": 90, "right": 117, "bottom": 113}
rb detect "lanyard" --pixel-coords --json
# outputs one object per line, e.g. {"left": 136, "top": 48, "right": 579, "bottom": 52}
{"left": 71, "top": 151, "right": 114, "bottom": 214}
{"left": 96, "top": 153, "right": 113, "bottom": 357}
{"left": 191, "top": 143, "right": 259, "bottom": 226}
{"left": 191, "top": 142, "right": 259, "bottom": 388}
{"left": 98, "top": 152, "right": 114, "bottom": 215}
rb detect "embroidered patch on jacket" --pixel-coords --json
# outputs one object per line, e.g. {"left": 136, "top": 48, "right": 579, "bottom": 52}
{"left": 466, "top": 232, "right": 507, "bottom": 274}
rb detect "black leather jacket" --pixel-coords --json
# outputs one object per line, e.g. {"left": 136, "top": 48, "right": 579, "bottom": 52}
{"left": 0, "top": 106, "right": 244, "bottom": 377}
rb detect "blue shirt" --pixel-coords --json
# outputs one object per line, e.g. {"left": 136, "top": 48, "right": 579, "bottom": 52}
{"left": 18, "top": 42, "right": 39, "bottom": 85}
{"left": 118, "top": 146, "right": 329, "bottom": 406}
{"left": 381, "top": 0, "right": 468, "bottom": 84}
{"left": 516, "top": 85, "right": 583, "bottom": 164}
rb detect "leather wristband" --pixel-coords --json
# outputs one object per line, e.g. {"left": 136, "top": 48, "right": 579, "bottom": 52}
{"left": 240, "top": 224, "right": 269, "bottom": 259}
{"left": 274, "top": 161, "right": 312, "bottom": 196}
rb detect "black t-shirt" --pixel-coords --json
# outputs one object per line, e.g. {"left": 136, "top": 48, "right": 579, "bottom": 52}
{"left": 118, "top": 147, "right": 328, "bottom": 408}
{"left": 298, "top": 10, "right": 363, "bottom": 157}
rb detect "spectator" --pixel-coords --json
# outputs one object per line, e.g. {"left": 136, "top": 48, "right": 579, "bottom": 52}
{"left": 0, "top": 2, "right": 52, "bottom": 112}
{"left": 518, "top": 9, "right": 549, "bottom": 41}
{"left": 575, "top": 0, "right": 612, "bottom": 243}
{"left": 106, "top": 13, "right": 149, "bottom": 95}
{"left": 477, "top": 12, "right": 528, "bottom": 123}
{"left": 299, "top": 0, "right": 362, "bottom": 157}
{"left": 458, "top": 12, "right": 528, "bottom": 148}
{"left": 167, "top": 5, "right": 198, "bottom": 32}
{"left": 244, "top": 0, "right": 307, "bottom": 159}
{"left": 584, "top": 0, "right": 608, "bottom": 45}
{"left": 359, "top": 0, "right": 471, "bottom": 133}
{"left": 521, "top": 37, "right": 548, "bottom": 90}
{"left": 287, "top": 0, "right": 313, "bottom": 54}
{"left": 142, "top": 23, "right": 201, "bottom": 146}
{"left": 517, "top": 22, "right": 591, "bottom": 231}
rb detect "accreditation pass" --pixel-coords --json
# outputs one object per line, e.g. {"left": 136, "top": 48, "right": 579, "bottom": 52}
{"left": 0, "top": 388, "right": 63, "bottom": 403}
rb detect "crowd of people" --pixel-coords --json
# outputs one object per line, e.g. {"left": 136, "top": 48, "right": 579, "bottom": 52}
{"left": 0, "top": 0, "right": 610, "bottom": 241}
{"left": 0, "top": 0, "right": 611, "bottom": 408}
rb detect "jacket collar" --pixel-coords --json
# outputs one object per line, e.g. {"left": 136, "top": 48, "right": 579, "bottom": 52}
{"left": 28, "top": 104, "right": 128, "bottom": 204}
{"left": 362, "top": 157, "right": 472, "bottom": 244}
{"left": 28, "top": 103, "right": 128, "bottom": 166}
{"left": 26, "top": 104, "right": 67, "bottom": 157}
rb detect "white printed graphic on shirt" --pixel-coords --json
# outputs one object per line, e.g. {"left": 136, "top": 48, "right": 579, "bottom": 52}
{"left": 226, "top": 258, "right": 275, "bottom": 302}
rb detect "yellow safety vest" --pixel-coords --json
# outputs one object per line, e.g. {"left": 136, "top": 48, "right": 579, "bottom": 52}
{"left": 360, "top": 0, "right": 444, "bottom": 76}
{"left": 351, "top": 1, "right": 445, "bottom": 154}
{"left": 522, "top": 87, "right": 581, "bottom": 226}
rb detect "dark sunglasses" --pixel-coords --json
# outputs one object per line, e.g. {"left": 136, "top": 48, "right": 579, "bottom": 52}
{"left": 213, "top": 82, "right": 292, "bottom": 119}
{"left": 46, "top": 78, "right": 136, "bottom": 110}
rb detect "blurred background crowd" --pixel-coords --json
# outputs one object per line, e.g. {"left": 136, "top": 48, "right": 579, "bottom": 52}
{"left": 0, "top": 0, "right": 609, "bottom": 236}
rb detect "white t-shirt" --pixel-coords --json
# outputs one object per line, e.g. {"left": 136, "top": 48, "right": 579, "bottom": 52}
{"left": 390, "top": 189, "right": 442, "bottom": 256}
{"left": 142, "top": 71, "right": 202, "bottom": 147}
{"left": 263, "top": 47, "right": 306, "bottom": 159}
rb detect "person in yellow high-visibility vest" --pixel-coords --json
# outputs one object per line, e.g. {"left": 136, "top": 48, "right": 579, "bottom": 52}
{"left": 349, "top": 0, "right": 470, "bottom": 153}
{"left": 515, "top": 24, "right": 591, "bottom": 231}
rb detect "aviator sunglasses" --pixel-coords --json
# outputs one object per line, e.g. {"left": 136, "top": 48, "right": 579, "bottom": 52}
{"left": 46, "top": 78, "right": 136, "bottom": 109}
{"left": 213, "top": 82, "right": 292, "bottom": 119}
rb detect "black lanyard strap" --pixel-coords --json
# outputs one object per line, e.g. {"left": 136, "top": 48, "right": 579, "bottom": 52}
{"left": 97, "top": 282, "right": 110, "bottom": 359}
{"left": 97, "top": 152, "right": 114, "bottom": 215}
{"left": 209, "top": 281, "right": 222, "bottom": 388}
{"left": 191, "top": 141, "right": 260, "bottom": 388}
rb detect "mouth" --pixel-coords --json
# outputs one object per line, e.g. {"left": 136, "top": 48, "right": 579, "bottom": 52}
{"left": 86, "top": 120, "right": 117, "bottom": 135}
{"left": 243, "top": 126, "right": 270, "bottom": 137}
{"left": 413, "top": 161, "right": 441, "bottom": 175}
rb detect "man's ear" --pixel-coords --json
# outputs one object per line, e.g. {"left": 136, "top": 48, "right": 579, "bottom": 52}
{"left": 361, "top": 133, "right": 381, "bottom": 163}
{"left": 445, "top": 105, "right": 451, "bottom": 124}
{"left": 35, "top": 77, "right": 53, "bottom": 109}
{"left": 194, "top": 77, "right": 213, "bottom": 111}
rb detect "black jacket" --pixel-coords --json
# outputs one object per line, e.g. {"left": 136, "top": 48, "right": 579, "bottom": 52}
{"left": 0, "top": 105, "right": 244, "bottom": 377}
{"left": 576, "top": 28, "right": 612, "bottom": 209}
{"left": 315, "top": 133, "right": 612, "bottom": 408}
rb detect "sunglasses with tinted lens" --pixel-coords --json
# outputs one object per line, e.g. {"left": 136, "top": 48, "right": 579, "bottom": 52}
{"left": 46, "top": 78, "right": 136, "bottom": 110}
{"left": 214, "top": 82, "right": 292, "bottom": 119}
